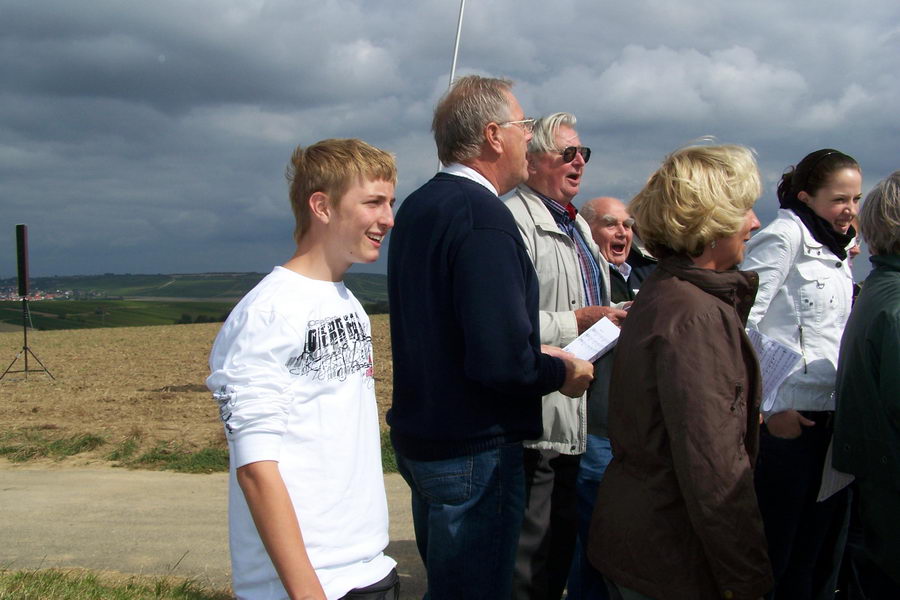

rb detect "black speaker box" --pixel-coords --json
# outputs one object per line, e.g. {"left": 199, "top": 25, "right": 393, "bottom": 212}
{"left": 16, "top": 224, "right": 29, "bottom": 297}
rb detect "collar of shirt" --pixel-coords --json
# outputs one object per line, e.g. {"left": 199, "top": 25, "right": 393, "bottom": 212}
{"left": 441, "top": 164, "right": 498, "bottom": 197}
{"left": 616, "top": 261, "right": 633, "bottom": 280}
{"left": 536, "top": 191, "right": 578, "bottom": 224}
{"left": 530, "top": 188, "right": 605, "bottom": 306}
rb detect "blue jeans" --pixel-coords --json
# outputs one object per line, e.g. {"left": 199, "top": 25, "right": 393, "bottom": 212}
{"left": 396, "top": 442, "right": 526, "bottom": 600}
{"left": 567, "top": 434, "right": 614, "bottom": 600}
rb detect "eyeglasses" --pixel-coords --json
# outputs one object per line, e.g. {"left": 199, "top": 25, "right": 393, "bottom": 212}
{"left": 559, "top": 146, "right": 591, "bottom": 164}
{"left": 498, "top": 118, "right": 536, "bottom": 134}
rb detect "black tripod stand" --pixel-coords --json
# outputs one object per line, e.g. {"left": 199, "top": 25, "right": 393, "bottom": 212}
{"left": 0, "top": 298, "right": 54, "bottom": 381}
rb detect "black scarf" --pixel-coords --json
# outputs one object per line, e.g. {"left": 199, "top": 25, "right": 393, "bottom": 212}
{"left": 779, "top": 197, "right": 855, "bottom": 261}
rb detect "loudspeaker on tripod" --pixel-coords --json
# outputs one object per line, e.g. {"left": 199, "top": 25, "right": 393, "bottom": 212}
{"left": 16, "top": 224, "right": 29, "bottom": 298}
{"left": 1, "top": 224, "right": 54, "bottom": 380}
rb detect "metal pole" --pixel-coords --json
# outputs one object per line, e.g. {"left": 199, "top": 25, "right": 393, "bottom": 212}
{"left": 22, "top": 298, "right": 28, "bottom": 378}
{"left": 439, "top": 0, "right": 467, "bottom": 170}
{"left": 448, "top": 0, "right": 466, "bottom": 89}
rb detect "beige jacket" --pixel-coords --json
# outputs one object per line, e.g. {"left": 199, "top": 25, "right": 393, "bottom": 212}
{"left": 504, "top": 184, "right": 612, "bottom": 454}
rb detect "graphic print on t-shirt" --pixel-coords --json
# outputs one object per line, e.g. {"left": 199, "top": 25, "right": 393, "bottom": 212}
{"left": 285, "top": 312, "right": 373, "bottom": 383}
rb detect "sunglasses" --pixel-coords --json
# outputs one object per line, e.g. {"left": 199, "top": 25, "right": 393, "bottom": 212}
{"left": 560, "top": 146, "right": 591, "bottom": 164}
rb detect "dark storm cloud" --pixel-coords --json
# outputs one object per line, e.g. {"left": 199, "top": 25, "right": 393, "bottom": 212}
{"left": 1, "top": 0, "right": 897, "bottom": 280}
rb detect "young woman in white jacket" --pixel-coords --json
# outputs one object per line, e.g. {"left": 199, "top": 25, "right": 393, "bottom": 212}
{"left": 742, "top": 149, "right": 862, "bottom": 600}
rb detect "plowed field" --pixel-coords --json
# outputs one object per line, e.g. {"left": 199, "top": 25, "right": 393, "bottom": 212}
{"left": 0, "top": 315, "right": 393, "bottom": 464}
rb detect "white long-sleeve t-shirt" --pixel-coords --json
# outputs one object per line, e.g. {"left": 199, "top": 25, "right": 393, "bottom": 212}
{"left": 207, "top": 266, "right": 394, "bottom": 600}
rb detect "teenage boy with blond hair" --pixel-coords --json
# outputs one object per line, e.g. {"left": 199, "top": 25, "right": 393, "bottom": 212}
{"left": 207, "top": 138, "right": 399, "bottom": 600}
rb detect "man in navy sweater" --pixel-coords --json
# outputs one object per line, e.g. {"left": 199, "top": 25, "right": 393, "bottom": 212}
{"left": 387, "top": 75, "right": 594, "bottom": 600}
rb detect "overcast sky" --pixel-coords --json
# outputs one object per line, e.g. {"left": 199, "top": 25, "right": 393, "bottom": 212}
{"left": 2, "top": 0, "right": 897, "bottom": 280}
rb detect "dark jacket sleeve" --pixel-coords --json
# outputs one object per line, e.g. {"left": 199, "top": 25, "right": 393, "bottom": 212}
{"left": 880, "top": 311, "right": 900, "bottom": 432}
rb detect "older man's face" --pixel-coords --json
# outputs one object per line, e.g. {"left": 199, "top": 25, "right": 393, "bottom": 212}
{"left": 590, "top": 198, "right": 634, "bottom": 266}
{"left": 526, "top": 125, "right": 585, "bottom": 205}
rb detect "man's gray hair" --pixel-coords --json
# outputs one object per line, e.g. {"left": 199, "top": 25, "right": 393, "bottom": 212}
{"left": 528, "top": 112, "right": 577, "bottom": 154}
{"left": 859, "top": 170, "right": 900, "bottom": 255}
{"left": 580, "top": 198, "right": 600, "bottom": 225}
{"left": 580, "top": 197, "right": 632, "bottom": 228}
{"left": 432, "top": 75, "right": 514, "bottom": 166}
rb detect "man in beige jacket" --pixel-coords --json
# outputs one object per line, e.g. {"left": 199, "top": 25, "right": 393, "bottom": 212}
{"left": 504, "top": 112, "right": 626, "bottom": 600}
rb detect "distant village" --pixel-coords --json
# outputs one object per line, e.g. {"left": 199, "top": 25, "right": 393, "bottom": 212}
{"left": 0, "top": 285, "right": 106, "bottom": 302}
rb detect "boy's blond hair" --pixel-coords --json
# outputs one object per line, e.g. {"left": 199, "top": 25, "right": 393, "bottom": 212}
{"left": 286, "top": 138, "right": 397, "bottom": 243}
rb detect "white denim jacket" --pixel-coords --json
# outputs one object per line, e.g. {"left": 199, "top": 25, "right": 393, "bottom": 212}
{"left": 504, "top": 185, "right": 613, "bottom": 454}
{"left": 741, "top": 209, "right": 854, "bottom": 416}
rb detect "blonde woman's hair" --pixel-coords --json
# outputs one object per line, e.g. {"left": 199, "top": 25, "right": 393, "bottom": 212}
{"left": 630, "top": 144, "right": 760, "bottom": 256}
{"left": 286, "top": 138, "right": 396, "bottom": 244}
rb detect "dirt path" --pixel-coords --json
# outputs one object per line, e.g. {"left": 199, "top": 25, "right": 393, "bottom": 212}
{"left": 0, "top": 461, "right": 425, "bottom": 598}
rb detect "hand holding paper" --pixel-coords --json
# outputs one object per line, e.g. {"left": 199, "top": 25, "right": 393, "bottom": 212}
{"left": 574, "top": 305, "right": 628, "bottom": 332}
{"left": 745, "top": 328, "right": 801, "bottom": 412}
{"left": 564, "top": 317, "right": 620, "bottom": 362}
{"left": 541, "top": 345, "right": 594, "bottom": 397}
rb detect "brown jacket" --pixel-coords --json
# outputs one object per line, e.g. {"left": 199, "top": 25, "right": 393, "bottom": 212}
{"left": 588, "top": 255, "right": 773, "bottom": 600}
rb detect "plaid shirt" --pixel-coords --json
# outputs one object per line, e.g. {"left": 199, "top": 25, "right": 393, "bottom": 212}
{"left": 539, "top": 193, "right": 605, "bottom": 307}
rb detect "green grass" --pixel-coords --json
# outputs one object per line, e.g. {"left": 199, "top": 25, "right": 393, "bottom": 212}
{"left": 0, "top": 428, "right": 227, "bottom": 474}
{"left": 0, "top": 271, "right": 390, "bottom": 330}
{"left": 0, "top": 429, "right": 105, "bottom": 462}
{"left": 0, "top": 299, "right": 234, "bottom": 330}
{"left": 381, "top": 429, "right": 397, "bottom": 473}
{"left": 2, "top": 272, "right": 387, "bottom": 303}
{"left": 344, "top": 273, "right": 389, "bottom": 304}
{"left": 124, "top": 437, "right": 397, "bottom": 474}
{"left": 2, "top": 427, "right": 398, "bottom": 474}
{"left": 105, "top": 436, "right": 140, "bottom": 461}
{"left": 0, "top": 568, "right": 231, "bottom": 599}
{"left": 104, "top": 433, "right": 229, "bottom": 474}
{"left": 127, "top": 442, "right": 230, "bottom": 474}
{"left": 1, "top": 272, "right": 263, "bottom": 299}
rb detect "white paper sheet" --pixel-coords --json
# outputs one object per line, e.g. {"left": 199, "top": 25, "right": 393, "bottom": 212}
{"left": 563, "top": 317, "right": 620, "bottom": 362}
{"left": 746, "top": 328, "right": 801, "bottom": 412}
{"left": 817, "top": 438, "right": 855, "bottom": 502}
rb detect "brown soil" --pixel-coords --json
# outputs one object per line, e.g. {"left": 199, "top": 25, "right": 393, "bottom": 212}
{"left": 0, "top": 315, "right": 393, "bottom": 465}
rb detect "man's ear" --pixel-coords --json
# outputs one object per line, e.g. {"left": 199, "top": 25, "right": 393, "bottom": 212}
{"left": 309, "top": 191, "right": 332, "bottom": 224}
{"left": 526, "top": 153, "right": 538, "bottom": 176}
{"left": 484, "top": 122, "right": 504, "bottom": 155}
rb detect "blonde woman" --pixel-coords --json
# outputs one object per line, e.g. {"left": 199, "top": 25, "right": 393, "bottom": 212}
{"left": 588, "top": 145, "right": 772, "bottom": 600}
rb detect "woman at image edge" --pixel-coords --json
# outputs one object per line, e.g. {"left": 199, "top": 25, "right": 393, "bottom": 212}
{"left": 588, "top": 144, "right": 773, "bottom": 600}
{"left": 741, "top": 149, "right": 862, "bottom": 599}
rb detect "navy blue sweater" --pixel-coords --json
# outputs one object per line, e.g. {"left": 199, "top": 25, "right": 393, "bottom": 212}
{"left": 387, "top": 173, "right": 566, "bottom": 460}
